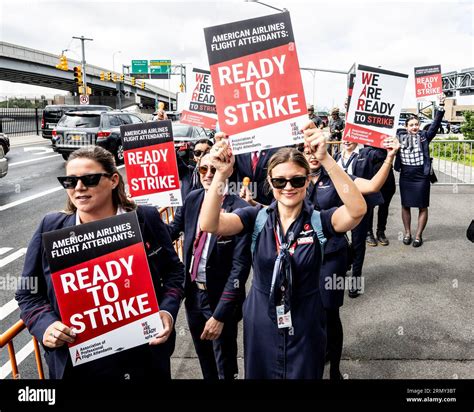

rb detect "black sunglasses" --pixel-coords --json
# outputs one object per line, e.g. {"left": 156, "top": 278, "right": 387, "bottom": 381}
{"left": 57, "top": 173, "right": 112, "bottom": 189}
{"left": 198, "top": 165, "right": 216, "bottom": 175}
{"left": 194, "top": 149, "right": 210, "bottom": 157}
{"left": 270, "top": 176, "right": 308, "bottom": 189}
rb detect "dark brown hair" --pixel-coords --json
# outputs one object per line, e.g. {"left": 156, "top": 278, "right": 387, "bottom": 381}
{"left": 267, "top": 147, "right": 311, "bottom": 177}
{"left": 64, "top": 146, "right": 136, "bottom": 214}
{"left": 405, "top": 114, "right": 419, "bottom": 126}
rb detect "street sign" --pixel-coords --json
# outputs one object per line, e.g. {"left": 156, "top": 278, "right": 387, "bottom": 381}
{"left": 131, "top": 60, "right": 149, "bottom": 78}
{"left": 80, "top": 95, "right": 89, "bottom": 105}
{"left": 150, "top": 60, "right": 171, "bottom": 79}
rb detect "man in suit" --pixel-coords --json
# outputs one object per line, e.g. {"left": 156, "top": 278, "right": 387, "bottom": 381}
{"left": 167, "top": 153, "right": 251, "bottom": 379}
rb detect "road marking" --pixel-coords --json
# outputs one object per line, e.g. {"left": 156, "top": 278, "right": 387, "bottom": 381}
{"left": 0, "top": 164, "right": 124, "bottom": 212}
{"left": 0, "top": 247, "right": 13, "bottom": 255}
{"left": 0, "top": 340, "right": 34, "bottom": 379}
{"left": 24, "top": 146, "right": 54, "bottom": 155}
{"left": 0, "top": 299, "right": 19, "bottom": 321}
{"left": 0, "top": 248, "right": 27, "bottom": 268}
{"left": 0, "top": 187, "right": 63, "bottom": 212}
{"left": 9, "top": 154, "right": 61, "bottom": 167}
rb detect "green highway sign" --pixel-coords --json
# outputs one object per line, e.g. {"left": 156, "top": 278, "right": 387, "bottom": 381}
{"left": 150, "top": 60, "right": 171, "bottom": 79}
{"left": 131, "top": 60, "right": 149, "bottom": 79}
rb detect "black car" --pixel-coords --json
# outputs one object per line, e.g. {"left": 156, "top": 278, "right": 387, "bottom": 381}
{"left": 42, "top": 104, "right": 112, "bottom": 139}
{"left": 0, "top": 132, "right": 10, "bottom": 155}
{"left": 52, "top": 110, "right": 143, "bottom": 162}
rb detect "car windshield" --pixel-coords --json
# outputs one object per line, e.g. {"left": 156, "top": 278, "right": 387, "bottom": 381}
{"left": 172, "top": 124, "right": 192, "bottom": 137}
{"left": 58, "top": 114, "right": 101, "bottom": 128}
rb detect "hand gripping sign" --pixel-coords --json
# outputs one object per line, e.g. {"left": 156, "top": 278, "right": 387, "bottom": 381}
{"left": 43, "top": 212, "right": 162, "bottom": 366}
{"left": 204, "top": 12, "right": 308, "bottom": 154}
{"left": 344, "top": 64, "right": 408, "bottom": 148}
{"left": 121, "top": 120, "right": 182, "bottom": 207}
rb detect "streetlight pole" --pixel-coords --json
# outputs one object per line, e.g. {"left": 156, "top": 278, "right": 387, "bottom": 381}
{"left": 72, "top": 35, "right": 93, "bottom": 93}
{"left": 244, "top": 0, "right": 287, "bottom": 12}
{"left": 112, "top": 50, "right": 121, "bottom": 73}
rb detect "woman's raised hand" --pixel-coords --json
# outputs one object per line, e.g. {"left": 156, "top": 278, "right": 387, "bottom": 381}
{"left": 382, "top": 135, "right": 400, "bottom": 158}
{"left": 303, "top": 123, "right": 328, "bottom": 162}
{"left": 210, "top": 140, "right": 234, "bottom": 178}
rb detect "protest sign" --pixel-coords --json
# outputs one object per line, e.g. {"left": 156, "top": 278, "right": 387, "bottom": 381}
{"left": 43, "top": 212, "right": 162, "bottom": 366}
{"left": 204, "top": 12, "right": 307, "bottom": 154}
{"left": 346, "top": 73, "right": 356, "bottom": 120}
{"left": 414, "top": 65, "right": 442, "bottom": 101}
{"left": 121, "top": 120, "right": 182, "bottom": 207}
{"left": 180, "top": 68, "right": 217, "bottom": 129}
{"left": 344, "top": 64, "right": 408, "bottom": 148}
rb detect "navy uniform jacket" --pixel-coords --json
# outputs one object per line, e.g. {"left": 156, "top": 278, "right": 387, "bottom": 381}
{"left": 234, "top": 200, "right": 338, "bottom": 379}
{"left": 167, "top": 189, "right": 251, "bottom": 322}
{"left": 307, "top": 169, "right": 349, "bottom": 309}
{"left": 15, "top": 206, "right": 185, "bottom": 379}
{"left": 335, "top": 149, "right": 384, "bottom": 207}
{"left": 233, "top": 149, "right": 279, "bottom": 205}
{"left": 395, "top": 108, "right": 445, "bottom": 175}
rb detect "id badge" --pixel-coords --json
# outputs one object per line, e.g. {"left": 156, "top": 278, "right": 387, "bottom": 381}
{"left": 276, "top": 305, "right": 292, "bottom": 329}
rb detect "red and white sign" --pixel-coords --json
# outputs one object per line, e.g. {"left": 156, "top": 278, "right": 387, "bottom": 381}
{"left": 344, "top": 64, "right": 408, "bottom": 148}
{"left": 204, "top": 12, "right": 307, "bottom": 154}
{"left": 121, "top": 120, "right": 182, "bottom": 207}
{"left": 414, "top": 65, "right": 442, "bottom": 101}
{"left": 43, "top": 212, "right": 162, "bottom": 366}
{"left": 80, "top": 95, "right": 89, "bottom": 105}
{"left": 180, "top": 68, "right": 217, "bottom": 130}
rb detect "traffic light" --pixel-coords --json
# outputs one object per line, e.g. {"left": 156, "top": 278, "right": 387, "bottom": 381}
{"left": 131, "top": 77, "right": 136, "bottom": 86}
{"left": 73, "top": 66, "right": 83, "bottom": 85}
{"left": 141, "top": 81, "right": 145, "bottom": 90}
{"left": 179, "top": 83, "right": 185, "bottom": 92}
{"left": 113, "top": 73, "right": 118, "bottom": 82}
{"left": 106, "top": 72, "right": 111, "bottom": 81}
{"left": 100, "top": 72, "right": 105, "bottom": 81}
{"left": 120, "top": 74, "right": 124, "bottom": 82}
{"left": 56, "top": 55, "right": 68, "bottom": 71}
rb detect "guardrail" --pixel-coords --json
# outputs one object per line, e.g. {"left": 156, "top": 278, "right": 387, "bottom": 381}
{"left": 431, "top": 140, "right": 474, "bottom": 185}
{"left": 0, "top": 206, "right": 182, "bottom": 379}
{"left": 0, "top": 108, "right": 43, "bottom": 136}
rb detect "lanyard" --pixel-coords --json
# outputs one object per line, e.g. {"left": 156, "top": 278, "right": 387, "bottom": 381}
{"left": 341, "top": 152, "right": 356, "bottom": 172}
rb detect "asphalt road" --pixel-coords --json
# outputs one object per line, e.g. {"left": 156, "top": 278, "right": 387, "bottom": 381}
{"left": 0, "top": 137, "right": 473, "bottom": 381}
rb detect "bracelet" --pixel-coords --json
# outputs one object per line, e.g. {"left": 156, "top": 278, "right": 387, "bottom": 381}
{"left": 326, "top": 162, "right": 338, "bottom": 175}
{"left": 383, "top": 160, "right": 393, "bottom": 167}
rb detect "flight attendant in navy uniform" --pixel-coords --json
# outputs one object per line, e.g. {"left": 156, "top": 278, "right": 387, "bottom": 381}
{"left": 303, "top": 136, "right": 400, "bottom": 379}
{"left": 334, "top": 139, "right": 385, "bottom": 297}
{"left": 166, "top": 153, "right": 251, "bottom": 380}
{"left": 395, "top": 94, "right": 446, "bottom": 247}
{"left": 199, "top": 129, "right": 367, "bottom": 379}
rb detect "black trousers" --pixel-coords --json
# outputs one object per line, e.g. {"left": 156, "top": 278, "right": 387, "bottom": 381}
{"left": 185, "top": 287, "right": 239, "bottom": 380}
{"left": 368, "top": 171, "right": 396, "bottom": 233}
{"left": 326, "top": 308, "right": 343, "bottom": 379}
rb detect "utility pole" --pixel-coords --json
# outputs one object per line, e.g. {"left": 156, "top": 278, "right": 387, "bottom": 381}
{"left": 72, "top": 35, "right": 93, "bottom": 93}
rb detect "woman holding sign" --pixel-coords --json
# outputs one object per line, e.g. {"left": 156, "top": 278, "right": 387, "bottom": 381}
{"left": 16, "top": 146, "right": 185, "bottom": 379}
{"left": 199, "top": 129, "right": 367, "bottom": 379}
{"left": 395, "top": 94, "right": 446, "bottom": 247}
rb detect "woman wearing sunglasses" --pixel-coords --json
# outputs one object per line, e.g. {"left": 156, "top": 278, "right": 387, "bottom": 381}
{"left": 199, "top": 128, "right": 367, "bottom": 379}
{"left": 303, "top": 135, "right": 400, "bottom": 380}
{"left": 15, "top": 146, "right": 185, "bottom": 379}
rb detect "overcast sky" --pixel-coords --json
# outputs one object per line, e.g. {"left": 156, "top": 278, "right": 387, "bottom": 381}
{"left": 1, "top": 0, "right": 473, "bottom": 110}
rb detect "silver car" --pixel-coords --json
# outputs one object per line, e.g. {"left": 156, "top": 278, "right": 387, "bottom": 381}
{"left": 0, "top": 145, "right": 8, "bottom": 178}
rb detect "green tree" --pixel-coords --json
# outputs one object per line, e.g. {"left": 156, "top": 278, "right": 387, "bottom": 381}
{"left": 461, "top": 111, "right": 474, "bottom": 139}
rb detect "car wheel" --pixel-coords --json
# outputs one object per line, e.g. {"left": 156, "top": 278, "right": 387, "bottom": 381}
{"left": 61, "top": 152, "right": 70, "bottom": 161}
{"left": 115, "top": 143, "right": 124, "bottom": 164}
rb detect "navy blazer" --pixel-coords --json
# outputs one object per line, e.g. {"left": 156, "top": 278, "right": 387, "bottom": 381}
{"left": 335, "top": 149, "right": 384, "bottom": 207}
{"left": 167, "top": 189, "right": 252, "bottom": 322}
{"left": 233, "top": 149, "right": 279, "bottom": 205}
{"left": 15, "top": 206, "right": 185, "bottom": 379}
{"left": 395, "top": 108, "right": 445, "bottom": 175}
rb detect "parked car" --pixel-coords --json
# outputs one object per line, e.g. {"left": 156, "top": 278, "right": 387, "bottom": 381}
{"left": 0, "top": 132, "right": 10, "bottom": 156}
{"left": 165, "top": 111, "right": 181, "bottom": 122}
{"left": 315, "top": 111, "right": 329, "bottom": 127}
{"left": 0, "top": 145, "right": 8, "bottom": 178}
{"left": 172, "top": 123, "right": 214, "bottom": 165}
{"left": 451, "top": 124, "right": 462, "bottom": 134}
{"left": 42, "top": 104, "right": 112, "bottom": 139}
{"left": 51, "top": 110, "right": 143, "bottom": 163}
